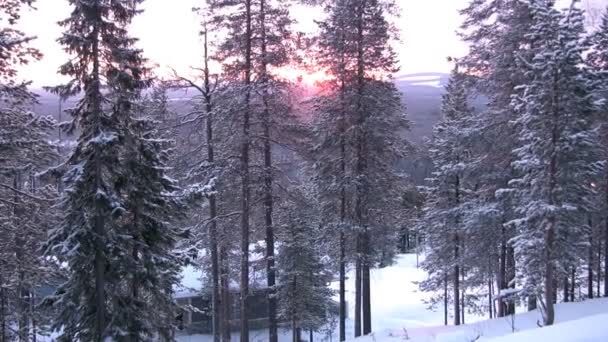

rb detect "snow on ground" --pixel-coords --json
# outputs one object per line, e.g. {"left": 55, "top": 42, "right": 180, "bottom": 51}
{"left": 178, "top": 253, "right": 453, "bottom": 341}
{"left": 340, "top": 253, "right": 449, "bottom": 332}
{"left": 353, "top": 292, "right": 608, "bottom": 341}
{"left": 178, "top": 253, "right": 608, "bottom": 341}
{"left": 481, "top": 313, "right": 608, "bottom": 342}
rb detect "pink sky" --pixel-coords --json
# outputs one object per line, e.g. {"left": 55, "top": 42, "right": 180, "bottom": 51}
{"left": 18, "top": 0, "right": 600, "bottom": 86}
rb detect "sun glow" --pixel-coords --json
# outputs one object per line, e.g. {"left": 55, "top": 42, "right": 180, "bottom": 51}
{"left": 278, "top": 66, "right": 331, "bottom": 89}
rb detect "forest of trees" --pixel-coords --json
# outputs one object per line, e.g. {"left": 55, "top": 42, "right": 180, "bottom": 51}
{"left": 1, "top": 0, "right": 608, "bottom": 341}
{"left": 421, "top": 0, "right": 608, "bottom": 329}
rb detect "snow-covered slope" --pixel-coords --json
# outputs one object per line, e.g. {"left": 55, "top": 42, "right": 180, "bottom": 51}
{"left": 483, "top": 313, "right": 608, "bottom": 342}
{"left": 353, "top": 293, "right": 608, "bottom": 342}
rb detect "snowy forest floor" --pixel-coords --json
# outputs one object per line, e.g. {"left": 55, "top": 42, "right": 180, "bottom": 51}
{"left": 177, "top": 253, "right": 608, "bottom": 341}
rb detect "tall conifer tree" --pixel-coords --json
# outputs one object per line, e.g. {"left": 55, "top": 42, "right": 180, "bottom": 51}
{"left": 313, "top": 0, "right": 407, "bottom": 337}
{"left": 509, "top": 0, "right": 601, "bottom": 325}
{"left": 45, "top": 1, "right": 187, "bottom": 340}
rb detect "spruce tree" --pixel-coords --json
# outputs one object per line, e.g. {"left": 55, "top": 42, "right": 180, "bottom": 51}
{"left": 312, "top": 0, "right": 407, "bottom": 337}
{"left": 586, "top": 5, "right": 608, "bottom": 299}
{"left": 508, "top": 0, "right": 602, "bottom": 325}
{"left": 44, "top": 0, "right": 187, "bottom": 340}
{"left": 311, "top": 1, "right": 353, "bottom": 338}
{"left": 276, "top": 200, "right": 334, "bottom": 342}
{"left": 459, "top": 0, "right": 537, "bottom": 316}
{"left": 420, "top": 67, "right": 476, "bottom": 326}
{"left": 118, "top": 106, "right": 186, "bottom": 341}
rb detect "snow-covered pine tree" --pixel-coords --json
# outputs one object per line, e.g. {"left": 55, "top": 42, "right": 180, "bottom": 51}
{"left": 207, "top": 0, "right": 298, "bottom": 339}
{"left": 310, "top": 1, "right": 354, "bottom": 338}
{"left": 312, "top": 0, "right": 408, "bottom": 337}
{"left": 117, "top": 106, "right": 187, "bottom": 341}
{"left": 108, "top": 18, "right": 192, "bottom": 341}
{"left": 143, "top": 83, "right": 177, "bottom": 141}
{"left": 255, "top": 2, "right": 295, "bottom": 336}
{"left": 200, "top": 25, "right": 222, "bottom": 342}
{"left": 420, "top": 67, "right": 476, "bottom": 326}
{"left": 169, "top": 18, "right": 227, "bottom": 340}
{"left": 206, "top": 1, "right": 255, "bottom": 338}
{"left": 310, "top": 90, "right": 354, "bottom": 340}
{"left": 586, "top": 4, "right": 608, "bottom": 299}
{"left": 0, "top": 1, "right": 59, "bottom": 340}
{"left": 459, "top": 0, "right": 538, "bottom": 316}
{"left": 45, "top": 0, "right": 188, "bottom": 340}
{"left": 508, "top": 0, "right": 602, "bottom": 326}
{"left": 276, "top": 200, "right": 334, "bottom": 342}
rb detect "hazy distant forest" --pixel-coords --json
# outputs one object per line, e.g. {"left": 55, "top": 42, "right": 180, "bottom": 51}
{"left": 2, "top": 0, "right": 608, "bottom": 341}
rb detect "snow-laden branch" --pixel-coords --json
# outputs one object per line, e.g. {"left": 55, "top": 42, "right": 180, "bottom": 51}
{"left": 0, "top": 182, "right": 58, "bottom": 202}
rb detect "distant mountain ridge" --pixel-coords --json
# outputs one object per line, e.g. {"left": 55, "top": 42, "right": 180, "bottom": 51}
{"left": 396, "top": 72, "right": 449, "bottom": 144}
{"left": 31, "top": 72, "right": 450, "bottom": 145}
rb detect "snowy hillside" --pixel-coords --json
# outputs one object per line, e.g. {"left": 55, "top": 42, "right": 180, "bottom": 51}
{"left": 354, "top": 298, "right": 608, "bottom": 341}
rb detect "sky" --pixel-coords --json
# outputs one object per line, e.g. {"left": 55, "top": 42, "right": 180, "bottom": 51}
{"left": 17, "top": 0, "right": 606, "bottom": 86}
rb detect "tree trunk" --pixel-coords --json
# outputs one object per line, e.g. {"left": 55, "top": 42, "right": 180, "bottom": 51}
{"left": 605, "top": 168, "right": 608, "bottom": 298}
{"left": 454, "top": 236, "right": 461, "bottom": 326}
{"left": 354, "top": 0, "right": 371, "bottom": 334}
{"left": 310, "top": 329, "right": 314, "bottom": 342}
{"left": 13, "top": 175, "right": 27, "bottom": 342}
{"left": 258, "top": 1, "right": 277, "bottom": 340}
{"left": 570, "top": 267, "right": 576, "bottom": 302}
{"left": 362, "top": 232, "right": 372, "bottom": 335}
{"left": 354, "top": 254, "right": 362, "bottom": 337}
{"left": 338, "top": 31, "right": 348, "bottom": 340}
{"left": 339, "top": 229, "right": 346, "bottom": 342}
{"left": 0, "top": 282, "right": 4, "bottom": 342}
{"left": 444, "top": 274, "right": 448, "bottom": 326}
{"left": 220, "top": 246, "right": 231, "bottom": 342}
{"left": 292, "top": 316, "right": 298, "bottom": 342}
{"left": 596, "top": 241, "right": 601, "bottom": 298}
{"left": 488, "top": 276, "right": 493, "bottom": 319}
{"left": 588, "top": 230, "right": 594, "bottom": 299}
{"left": 31, "top": 289, "right": 36, "bottom": 342}
{"left": 552, "top": 279, "right": 558, "bottom": 304}
{"left": 291, "top": 274, "right": 298, "bottom": 342}
{"left": 203, "top": 28, "right": 221, "bottom": 342}
{"left": 454, "top": 268, "right": 461, "bottom": 325}
{"left": 543, "top": 96, "right": 559, "bottom": 326}
{"left": 564, "top": 276, "right": 569, "bottom": 303}
{"left": 461, "top": 271, "right": 465, "bottom": 325}
{"left": 506, "top": 247, "right": 516, "bottom": 315}
{"left": 131, "top": 244, "right": 140, "bottom": 342}
{"left": 498, "top": 229, "right": 507, "bottom": 318}
{"left": 544, "top": 221, "right": 556, "bottom": 325}
{"left": 605, "top": 217, "right": 608, "bottom": 297}
{"left": 527, "top": 296, "right": 537, "bottom": 311}
{"left": 18, "top": 285, "right": 27, "bottom": 342}
{"left": 240, "top": 0, "right": 253, "bottom": 339}
{"left": 91, "top": 15, "right": 107, "bottom": 341}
